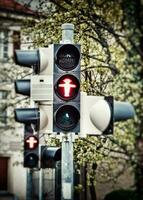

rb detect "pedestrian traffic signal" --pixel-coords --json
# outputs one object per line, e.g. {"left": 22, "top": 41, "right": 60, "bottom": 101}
{"left": 41, "top": 146, "right": 61, "bottom": 168}
{"left": 24, "top": 125, "right": 39, "bottom": 168}
{"left": 53, "top": 44, "right": 81, "bottom": 133}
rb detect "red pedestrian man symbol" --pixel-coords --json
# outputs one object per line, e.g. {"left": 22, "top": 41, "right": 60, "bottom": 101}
{"left": 59, "top": 78, "right": 76, "bottom": 97}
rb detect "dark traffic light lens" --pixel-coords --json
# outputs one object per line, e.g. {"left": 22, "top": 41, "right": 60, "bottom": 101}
{"left": 56, "top": 44, "right": 80, "bottom": 71}
{"left": 55, "top": 105, "right": 80, "bottom": 131}
{"left": 55, "top": 74, "right": 80, "bottom": 101}
{"left": 24, "top": 153, "right": 38, "bottom": 168}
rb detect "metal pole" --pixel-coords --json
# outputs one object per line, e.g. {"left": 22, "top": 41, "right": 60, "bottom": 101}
{"left": 61, "top": 23, "right": 75, "bottom": 200}
{"left": 55, "top": 161, "right": 61, "bottom": 200}
{"left": 26, "top": 169, "right": 33, "bottom": 200}
{"left": 61, "top": 23, "right": 74, "bottom": 44}
{"left": 39, "top": 169, "right": 43, "bottom": 200}
{"left": 61, "top": 133, "right": 74, "bottom": 200}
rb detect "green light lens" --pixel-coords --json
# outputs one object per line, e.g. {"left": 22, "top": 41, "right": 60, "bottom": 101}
{"left": 55, "top": 105, "right": 80, "bottom": 131}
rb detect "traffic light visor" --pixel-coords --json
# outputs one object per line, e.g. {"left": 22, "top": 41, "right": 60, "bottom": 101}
{"left": 15, "top": 79, "right": 30, "bottom": 96}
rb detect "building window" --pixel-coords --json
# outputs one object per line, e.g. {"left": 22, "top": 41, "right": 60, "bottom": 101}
{"left": 13, "top": 31, "right": 21, "bottom": 52}
{"left": 0, "top": 30, "right": 9, "bottom": 61}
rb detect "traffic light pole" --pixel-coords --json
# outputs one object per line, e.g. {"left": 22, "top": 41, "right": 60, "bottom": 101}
{"left": 61, "top": 133, "right": 75, "bottom": 200}
{"left": 26, "top": 169, "right": 33, "bottom": 200}
{"left": 60, "top": 23, "right": 75, "bottom": 200}
{"left": 39, "top": 168, "right": 43, "bottom": 200}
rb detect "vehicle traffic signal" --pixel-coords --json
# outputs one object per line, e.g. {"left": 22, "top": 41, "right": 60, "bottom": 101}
{"left": 80, "top": 92, "right": 135, "bottom": 137}
{"left": 14, "top": 46, "right": 53, "bottom": 133}
{"left": 53, "top": 44, "right": 81, "bottom": 133}
{"left": 24, "top": 125, "right": 39, "bottom": 168}
{"left": 41, "top": 146, "right": 61, "bottom": 168}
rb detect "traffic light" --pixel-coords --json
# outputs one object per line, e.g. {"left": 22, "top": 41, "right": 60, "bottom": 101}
{"left": 41, "top": 146, "right": 61, "bottom": 168}
{"left": 24, "top": 125, "right": 39, "bottom": 168}
{"left": 80, "top": 92, "right": 135, "bottom": 137}
{"left": 14, "top": 46, "right": 53, "bottom": 133}
{"left": 53, "top": 44, "right": 81, "bottom": 133}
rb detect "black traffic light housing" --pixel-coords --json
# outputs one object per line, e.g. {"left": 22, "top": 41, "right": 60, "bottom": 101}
{"left": 41, "top": 146, "right": 61, "bottom": 168}
{"left": 24, "top": 125, "right": 39, "bottom": 168}
{"left": 14, "top": 108, "right": 40, "bottom": 131}
{"left": 53, "top": 44, "right": 80, "bottom": 133}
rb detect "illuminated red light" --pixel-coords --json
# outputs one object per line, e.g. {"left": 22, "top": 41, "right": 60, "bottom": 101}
{"left": 55, "top": 75, "right": 80, "bottom": 100}
{"left": 25, "top": 136, "right": 38, "bottom": 149}
{"left": 59, "top": 78, "right": 76, "bottom": 97}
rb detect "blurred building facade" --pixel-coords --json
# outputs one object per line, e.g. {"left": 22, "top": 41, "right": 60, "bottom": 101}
{"left": 0, "top": 0, "right": 35, "bottom": 199}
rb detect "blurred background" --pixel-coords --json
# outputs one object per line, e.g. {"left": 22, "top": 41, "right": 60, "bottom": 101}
{"left": 0, "top": 0, "right": 143, "bottom": 200}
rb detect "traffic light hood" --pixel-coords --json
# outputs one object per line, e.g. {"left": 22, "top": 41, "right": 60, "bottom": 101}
{"left": 14, "top": 48, "right": 51, "bottom": 74}
{"left": 14, "top": 108, "right": 40, "bottom": 131}
{"left": 14, "top": 50, "right": 40, "bottom": 73}
{"left": 15, "top": 79, "right": 30, "bottom": 96}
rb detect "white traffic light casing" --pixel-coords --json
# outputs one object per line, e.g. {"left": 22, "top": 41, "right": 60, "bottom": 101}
{"left": 80, "top": 92, "right": 135, "bottom": 137}
{"left": 89, "top": 99, "right": 113, "bottom": 132}
{"left": 31, "top": 75, "right": 53, "bottom": 101}
{"left": 15, "top": 45, "right": 54, "bottom": 101}
{"left": 39, "top": 46, "right": 54, "bottom": 75}
{"left": 39, "top": 104, "right": 53, "bottom": 134}
{"left": 80, "top": 93, "right": 113, "bottom": 137}
{"left": 53, "top": 44, "right": 81, "bottom": 133}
